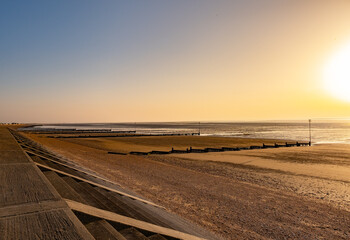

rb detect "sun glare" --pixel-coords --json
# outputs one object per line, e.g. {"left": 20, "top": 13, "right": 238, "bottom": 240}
{"left": 324, "top": 43, "right": 350, "bottom": 102}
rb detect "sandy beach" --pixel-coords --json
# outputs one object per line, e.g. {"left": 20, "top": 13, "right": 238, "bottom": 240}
{"left": 24, "top": 133, "right": 350, "bottom": 239}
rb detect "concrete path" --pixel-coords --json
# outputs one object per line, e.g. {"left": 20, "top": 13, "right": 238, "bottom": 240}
{"left": 0, "top": 126, "right": 94, "bottom": 239}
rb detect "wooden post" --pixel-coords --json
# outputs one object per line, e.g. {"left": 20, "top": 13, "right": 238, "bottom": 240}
{"left": 309, "top": 119, "right": 312, "bottom": 146}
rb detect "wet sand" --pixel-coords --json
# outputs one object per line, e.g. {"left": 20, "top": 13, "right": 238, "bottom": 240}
{"left": 41, "top": 135, "right": 290, "bottom": 153}
{"left": 24, "top": 133, "right": 350, "bottom": 239}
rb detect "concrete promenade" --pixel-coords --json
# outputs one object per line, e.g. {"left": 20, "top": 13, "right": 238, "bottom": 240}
{"left": 0, "top": 126, "right": 93, "bottom": 239}
{"left": 0, "top": 126, "right": 215, "bottom": 239}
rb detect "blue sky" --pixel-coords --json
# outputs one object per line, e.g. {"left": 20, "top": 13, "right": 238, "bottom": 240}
{"left": 1, "top": 1, "right": 350, "bottom": 122}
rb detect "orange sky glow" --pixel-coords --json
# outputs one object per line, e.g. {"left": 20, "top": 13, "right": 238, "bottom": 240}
{"left": 1, "top": 1, "right": 350, "bottom": 123}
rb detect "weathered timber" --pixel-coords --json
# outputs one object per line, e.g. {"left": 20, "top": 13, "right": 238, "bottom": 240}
{"left": 108, "top": 151, "right": 127, "bottom": 155}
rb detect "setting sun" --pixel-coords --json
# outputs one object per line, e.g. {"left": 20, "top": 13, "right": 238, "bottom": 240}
{"left": 324, "top": 42, "right": 350, "bottom": 103}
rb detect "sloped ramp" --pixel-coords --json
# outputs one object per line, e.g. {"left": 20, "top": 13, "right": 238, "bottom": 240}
{"left": 66, "top": 199, "right": 205, "bottom": 240}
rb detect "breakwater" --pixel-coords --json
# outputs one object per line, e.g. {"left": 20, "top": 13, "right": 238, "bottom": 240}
{"left": 107, "top": 141, "right": 310, "bottom": 156}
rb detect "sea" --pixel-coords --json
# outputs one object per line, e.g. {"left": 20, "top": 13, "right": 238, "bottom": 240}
{"left": 30, "top": 120, "right": 350, "bottom": 144}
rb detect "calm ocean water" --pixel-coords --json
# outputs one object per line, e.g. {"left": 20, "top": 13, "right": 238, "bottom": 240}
{"left": 34, "top": 120, "right": 350, "bottom": 144}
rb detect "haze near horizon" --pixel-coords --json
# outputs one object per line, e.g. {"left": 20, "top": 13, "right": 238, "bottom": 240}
{"left": 1, "top": 0, "right": 350, "bottom": 123}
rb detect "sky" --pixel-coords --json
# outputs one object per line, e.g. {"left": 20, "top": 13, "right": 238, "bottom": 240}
{"left": 1, "top": 0, "right": 350, "bottom": 123}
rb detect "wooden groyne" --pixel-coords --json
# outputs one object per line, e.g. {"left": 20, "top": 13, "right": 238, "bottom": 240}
{"left": 24, "top": 130, "right": 137, "bottom": 135}
{"left": 124, "top": 141, "right": 311, "bottom": 156}
{"left": 47, "top": 132, "right": 201, "bottom": 138}
{"left": 107, "top": 151, "right": 127, "bottom": 155}
{"left": 21, "top": 127, "right": 201, "bottom": 138}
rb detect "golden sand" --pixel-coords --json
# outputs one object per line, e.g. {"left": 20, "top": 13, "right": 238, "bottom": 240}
{"left": 36, "top": 134, "right": 291, "bottom": 153}
{"left": 25, "top": 133, "right": 350, "bottom": 239}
